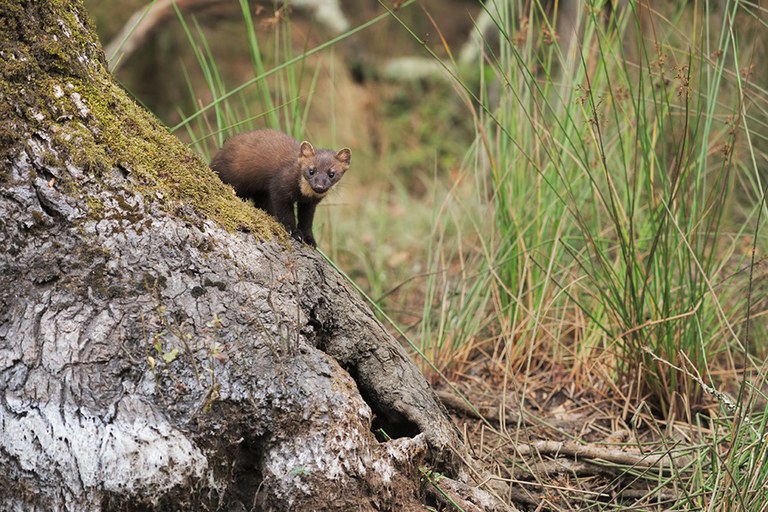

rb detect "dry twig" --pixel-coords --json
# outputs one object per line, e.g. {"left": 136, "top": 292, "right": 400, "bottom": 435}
{"left": 514, "top": 440, "right": 691, "bottom": 472}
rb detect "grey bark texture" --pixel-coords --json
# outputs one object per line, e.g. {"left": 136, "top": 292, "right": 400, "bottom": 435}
{"left": 0, "top": 1, "right": 486, "bottom": 510}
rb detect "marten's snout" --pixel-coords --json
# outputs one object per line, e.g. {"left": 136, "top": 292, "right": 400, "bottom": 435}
{"left": 312, "top": 180, "right": 331, "bottom": 194}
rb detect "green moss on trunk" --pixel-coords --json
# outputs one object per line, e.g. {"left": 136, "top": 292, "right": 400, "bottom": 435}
{"left": 1, "top": 0, "right": 275, "bottom": 235}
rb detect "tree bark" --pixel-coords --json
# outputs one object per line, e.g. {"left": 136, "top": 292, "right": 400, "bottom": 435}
{"left": 0, "top": 2, "right": 483, "bottom": 510}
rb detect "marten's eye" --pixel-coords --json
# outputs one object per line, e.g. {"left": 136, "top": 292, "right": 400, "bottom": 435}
{"left": 328, "top": 171, "right": 335, "bottom": 179}
{"left": 308, "top": 167, "right": 316, "bottom": 176}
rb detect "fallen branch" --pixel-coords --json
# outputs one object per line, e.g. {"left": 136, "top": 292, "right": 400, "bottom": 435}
{"left": 514, "top": 440, "right": 691, "bottom": 472}
{"left": 106, "top": 0, "right": 228, "bottom": 71}
{"left": 105, "top": 0, "right": 350, "bottom": 71}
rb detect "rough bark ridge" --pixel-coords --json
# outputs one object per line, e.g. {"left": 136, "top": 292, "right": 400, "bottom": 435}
{"left": 0, "top": 2, "right": 466, "bottom": 510}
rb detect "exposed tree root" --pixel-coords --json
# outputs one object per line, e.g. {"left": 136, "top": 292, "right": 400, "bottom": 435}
{"left": 425, "top": 475, "right": 520, "bottom": 512}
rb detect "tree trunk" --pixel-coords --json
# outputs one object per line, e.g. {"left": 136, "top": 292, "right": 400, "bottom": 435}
{"left": 0, "top": 2, "right": 496, "bottom": 510}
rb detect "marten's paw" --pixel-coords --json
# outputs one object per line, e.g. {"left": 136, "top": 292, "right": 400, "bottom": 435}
{"left": 291, "top": 230, "right": 317, "bottom": 249}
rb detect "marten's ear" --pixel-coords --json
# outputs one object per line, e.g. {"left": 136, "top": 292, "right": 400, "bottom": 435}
{"left": 335, "top": 148, "right": 351, "bottom": 165}
{"left": 300, "top": 141, "right": 315, "bottom": 158}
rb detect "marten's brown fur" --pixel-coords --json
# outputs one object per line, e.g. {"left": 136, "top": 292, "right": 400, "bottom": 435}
{"left": 211, "top": 129, "right": 351, "bottom": 247}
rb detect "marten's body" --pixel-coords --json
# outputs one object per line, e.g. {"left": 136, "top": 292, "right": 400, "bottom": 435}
{"left": 211, "top": 129, "right": 351, "bottom": 247}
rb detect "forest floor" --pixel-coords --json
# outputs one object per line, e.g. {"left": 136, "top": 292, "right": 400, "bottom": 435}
{"left": 438, "top": 374, "right": 720, "bottom": 511}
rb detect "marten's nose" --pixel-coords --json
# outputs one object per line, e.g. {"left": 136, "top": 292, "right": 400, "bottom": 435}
{"left": 313, "top": 179, "right": 331, "bottom": 193}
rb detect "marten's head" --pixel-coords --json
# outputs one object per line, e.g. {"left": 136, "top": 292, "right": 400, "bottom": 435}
{"left": 298, "top": 141, "right": 351, "bottom": 199}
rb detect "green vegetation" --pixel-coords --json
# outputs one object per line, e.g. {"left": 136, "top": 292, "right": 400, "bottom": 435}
{"left": 409, "top": 0, "right": 763, "bottom": 415}
{"left": 416, "top": 2, "right": 767, "bottom": 508}
{"left": 101, "top": 0, "right": 768, "bottom": 508}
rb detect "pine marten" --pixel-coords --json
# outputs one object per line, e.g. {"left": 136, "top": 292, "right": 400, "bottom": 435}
{"left": 211, "top": 129, "right": 351, "bottom": 248}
